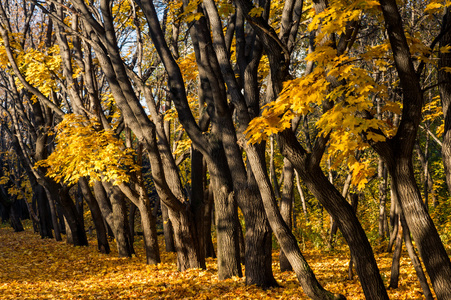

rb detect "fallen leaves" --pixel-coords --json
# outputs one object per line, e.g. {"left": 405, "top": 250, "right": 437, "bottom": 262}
{"left": 0, "top": 227, "right": 433, "bottom": 299}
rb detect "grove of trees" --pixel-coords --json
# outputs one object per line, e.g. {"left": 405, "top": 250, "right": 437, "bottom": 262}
{"left": 0, "top": 0, "right": 451, "bottom": 299}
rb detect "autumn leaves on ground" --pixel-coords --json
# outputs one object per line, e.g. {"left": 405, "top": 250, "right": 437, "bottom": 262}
{"left": 0, "top": 225, "right": 428, "bottom": 299}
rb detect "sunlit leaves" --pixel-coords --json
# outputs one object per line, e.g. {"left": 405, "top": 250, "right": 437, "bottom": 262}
{"left": 246, "top": 45, "right": 394, "bottom": 148}
{"left": 35, "top": 114, "right": 139, "bottom": 186}
{"left": 424, "top": 0, "right": 451, "bottom": 14}
{"left": 245, "top": 0, "right": 406, "bottom": 189}
{"left": 174, "top": 139, "right": 192, "bottom": 156}
{"left": 177, "top": 52, "right": 199, "bottom": 84}
{"left": 308, "top": 0, "right": 364, "bottom": 43}
{"left": 423, "top": 96, "right": 444, "bottom": 137}
{"left": 14, "top": 45, "right": 61, "bottom": 97}
{"left": 178, "top": 0, "right": 203, "bottom": 23}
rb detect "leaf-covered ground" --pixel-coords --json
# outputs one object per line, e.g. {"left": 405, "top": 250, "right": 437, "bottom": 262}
{"left": 0, "top": 227, "right": 431, "bottom": 299}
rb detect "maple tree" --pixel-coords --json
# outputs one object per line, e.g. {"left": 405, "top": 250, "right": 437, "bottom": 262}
{"left": 1, "top": 0, "right": 451, "bottom": 299}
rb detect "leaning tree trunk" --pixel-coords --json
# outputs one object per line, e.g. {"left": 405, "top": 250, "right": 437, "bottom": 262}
{"left": 388, "top": 212, "right": 402, "bottom": 289}
{"left": 375, "top": 1, "right": 451, "bottom": 298}
{"left": 79, "top": 177, "right": 110, "bottom": 254}
{"left": 400, "top": 214, "right": 434, "bottom": 300}
{"left": 244, "top": 143, "right": 345, "bottom": 300}
{"left": 93, "top": 181, "right": 132, "bottom": 257}
{"left": 277, "top": 129, "right": 388, "bottom": 300}
{"left": 57, "top": 187, "right": 88, "bottom": 247}
{"left": 440, "top": 7, "right": 451, "bottom": 196}
{"left": 387, "top": 158, "right": 451, "bottom": 299}
{"left": 279, "top": 158, "right": 294, "bottom": 272}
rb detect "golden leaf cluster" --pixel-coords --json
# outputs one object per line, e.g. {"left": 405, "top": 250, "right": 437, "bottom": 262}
{"left": 35, "top": 114, "right": 139, "bottom": 186}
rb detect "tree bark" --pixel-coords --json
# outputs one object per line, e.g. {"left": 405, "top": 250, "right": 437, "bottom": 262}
{"left": 278, "top": 129, "right": 388, "bottom": 300}
{"left": 279, "top": 158, "right": 294, "bottom": 272}
{"left": 79, "top": 178, "right": 110, "bottom": 254}
{"left": 388, "top": 213, "right": 402, "bottom": 289}
{"left": 401, "top": 214, "right": 433, "bottom": 300}
{"left": 244, "top": 143, "right": 345, "bottom": 300}
{"left": 161, "top": 203, "right": 175, "bottom": 252}
{"left": 374, "top": 1, "right": 451, "bottom": 298}
{"left": 378, "top": 159, "right": 389, "bottom": 242}
{"left": 440, "top": 8, "right": 451, "bottom": 196}
{"left": 93, "top": 181, "right": 132, "bottom": 257}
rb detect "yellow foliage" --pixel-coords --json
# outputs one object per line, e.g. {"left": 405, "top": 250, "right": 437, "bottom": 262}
{"left": 16, "top": 45, "right": 62, "bottom": 97}
{"left": 245, "top": 0, "right": 404, "bottom": 189}
{"left": 178, "top": 0, "right": 203, "bottom": 23}
{"left": 35, "top": 114, "right": 139, "bottom": 186}
{"left": 308, "top": 0, "right": 367, "bottom": 43}
{"left": 249, "top": 7, "right": 265, "bottom": 17}
{"left": 424, "top": 0, "right": 451, "bottom": 14}
{"left": 174, "top": 139, "right": 192, "bottom": 156}
{"left": 177, "top": 52, "right": 199, "bottom": 84}
{"left": 423, "top": 96, "right": 444, "bottom": 137}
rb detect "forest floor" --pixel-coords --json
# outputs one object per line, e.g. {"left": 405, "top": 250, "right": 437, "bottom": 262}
{"left": 0, "top": 226, "right": 432, "bottom": 299}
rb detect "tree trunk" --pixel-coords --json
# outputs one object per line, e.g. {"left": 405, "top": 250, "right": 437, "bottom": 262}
{"left": 190, "top": 146, "right": 207, "bottom": 267}
{"left": 378, "top": 158, "right": 389, "bottom": 242}
{"left": 58, "top": 187, "right": 88, "bottom": 246}
{"left": 439, "top": 7, "right": 451, "bottom": 196}
{"left": 347, "top": 193, "right": 359, "bottom": 279}
{"left": 105, "top": 183, "right": 134, "bottom": 256}
{"left": 387, "top": 158, "right": 451, "bottom": 298}
{"left": 129, "top": 203, "right": 137, "bottom": 243}
{"left": 35, "top": 185, "right": 53, "bottom": 239}
{"left": 137, "top": 201, "right": 160, "bottom": 264}
{"left": 161, "top": 203, "right": 175, "bottom": 252}
{"left": 295, "top": 170, "right": 309, "bottom": 222}
{"left": 245, "top": 143, "right": 345, "bottom": 300}
{"left": 278, "top": 129, "right": 389, "bottom": 299}
{"left": 238, "top": 184, "right": 277, "bottom": 287}
{"left": 269, "top": 135, "right": 281, "bottom": 199}
{"left": 375, "top": 1, "right": 451, "bottom": 297}
{"left": 79, "top": 177, "right": 110, "bottom": 254}
{"left": 46, "top": 190, "right": 62, "bottom": 242}
{"left": 279, "top": 158, "right": 294, "bottom": 272}
{"left": 387, "top": 186, "right": 398, "bottom": 253}
{"left": 117, "top": 172, "right": 161, "bottom": 265}
{"left": 9, "top": 203, "right": 24, "bottom": 232}
{"left": 388, "top": 214, "right": 402, "bottom": 289}
{"left": 93, "top": 181, "right": 132, "bottom": 257}
{"left": 204, "top": 187, "right": 216, "bottom": 258}
{"left": 211, "top": 176, "right": 242, "bottom": 280}
{"left": 168, "top": 209, "right": 203, "bottom": 271}
{"left": 64, "top": 216, "right": 74, "bottom": 245}
{"left": 401, "top": 214, "right": 433, "bottom": 300}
